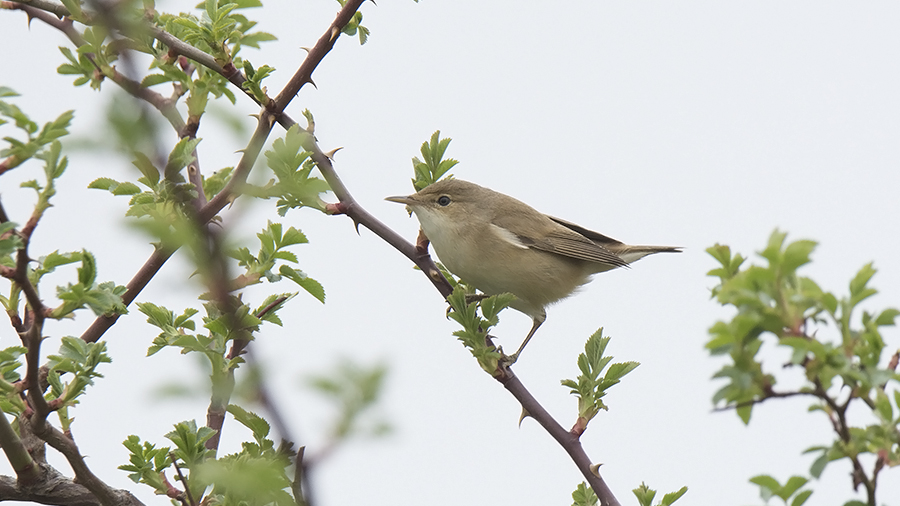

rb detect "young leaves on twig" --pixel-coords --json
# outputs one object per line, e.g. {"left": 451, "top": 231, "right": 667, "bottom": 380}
{"left": 411, "top": 130, "right": 458, "bottom": 192}
{"left": 561, "top": 328, "right": 638, "bottom": 436}
{"left": 632, "top": 482, "right": 688, "bottom": 506}
{"left": 446, "top": 284, "right": 514, "bottom": 375}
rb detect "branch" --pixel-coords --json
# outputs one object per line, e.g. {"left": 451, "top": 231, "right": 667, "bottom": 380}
{"left": 0, "top": 410, "right": 40, "bottom": 483}
{"left": 27, "top": 422, "right": 145, "bottom": 506}
{"left": 711, "top": 389, "right": 814, "bottom": 412}
{"left": 499, "top": 370, "right": 620, "bottom": 506}
{"left": 0, "top": 473, "right": 101, "bottom": 506}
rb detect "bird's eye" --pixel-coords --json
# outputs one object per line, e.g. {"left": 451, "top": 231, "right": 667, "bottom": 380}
{"left": 437, "top": 195, "right": 451, "bottom": 206}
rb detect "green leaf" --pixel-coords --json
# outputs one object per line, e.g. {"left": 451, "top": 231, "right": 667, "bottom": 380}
{"left": 411, "top": 130, "right": 458, "bottom": 191}
{"left": 279, "top": 265, "right": 324, "bottom": 303}
{"left": 660, "top": 486, "right": 688, "bottom": 505}
{"left": 571, "top": 482, "right": 598, "bottom": 506}
{"left": 791, "top": 489, "right": 813, "bottom": 506}
{"left": 782, "top": 239, "right": 816, "bottom": 272}
{"left": 780, "top": 476, "right": 808, "bottom": 500}
{"left": 227, "top": 404, "right": 270, "bottom": 442}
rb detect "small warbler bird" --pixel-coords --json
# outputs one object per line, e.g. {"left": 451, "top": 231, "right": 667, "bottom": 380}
{"left": 386, "top": 178, "right": 680, "bottom": 363}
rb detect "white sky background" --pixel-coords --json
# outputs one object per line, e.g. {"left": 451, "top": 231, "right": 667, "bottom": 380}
{"left": 2, "top": 1, "right": 900, "bottom": 505}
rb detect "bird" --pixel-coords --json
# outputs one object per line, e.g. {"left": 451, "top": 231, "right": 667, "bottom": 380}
{"left": 386, "top": 178, "right": 680, "bottom": 363}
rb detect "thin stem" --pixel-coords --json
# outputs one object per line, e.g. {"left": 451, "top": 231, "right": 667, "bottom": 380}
{"left": 499, "top": 370, "right": 620, "bottom": 506}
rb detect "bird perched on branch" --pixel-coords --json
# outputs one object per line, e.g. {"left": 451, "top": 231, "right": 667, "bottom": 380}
{"left": 387, "top": 178, "right": 680, "bottom": 363}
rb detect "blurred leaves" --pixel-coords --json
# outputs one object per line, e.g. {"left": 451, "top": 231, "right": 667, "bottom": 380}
{"left": 307, "top": 359, "right": 392, "bottom": 443}
{"left": 749, "top": 475, "right": 812, "bottom": 506}
{"left": 707, "top": 230, "right": 900, "bottom": 501}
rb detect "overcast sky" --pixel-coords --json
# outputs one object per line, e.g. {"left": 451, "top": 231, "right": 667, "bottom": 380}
{"left": 2, "top": 1, "right": 900, "bottom": 505}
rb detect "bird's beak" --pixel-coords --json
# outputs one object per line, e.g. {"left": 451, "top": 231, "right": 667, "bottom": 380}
{"left": 385, "top": 195, "right": 416, "bottom": 205}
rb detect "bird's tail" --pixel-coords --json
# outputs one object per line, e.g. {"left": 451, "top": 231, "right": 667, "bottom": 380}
{"left": 611, "top": 245, "right": 682, "bottom": 264}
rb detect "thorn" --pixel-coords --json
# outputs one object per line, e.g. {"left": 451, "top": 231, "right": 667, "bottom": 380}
{"left": 428, "top": 268, "right": 442, "bottom": 283}
{"left": 324, "top": 147, "right": 343, "bottom": 160}
{"left": 300, "top": 46, "right": 311, "bottom": 53}
{"left": 307, "top": 77, "right": 317, "bottom": 89}
{"left": 518, "top": 407, "right": 532, "bottom": 427}
{"left": 330, "top": 26, "right": 339, "bottom": 42}
{"left": 590, "top": 463, "right": 603, "bottom": 477}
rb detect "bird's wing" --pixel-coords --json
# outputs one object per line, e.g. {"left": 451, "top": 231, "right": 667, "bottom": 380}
{"left": 492, "top": 212, "right": 629, "bottom": 268}
{"left": 547, "top": 216, "right": 625, "bottom": 247}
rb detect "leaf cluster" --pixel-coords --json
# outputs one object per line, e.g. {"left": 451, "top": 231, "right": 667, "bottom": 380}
{"left": 0, "top": 347, "right": 27, "bottom": 415}
{"left": 121, "top": 409, "right": 297, "bottom": 506}
{"left": 307, "top": 360, "right": 392, "bottom": 441}
{"left": 170, "top": 0, "right": 276, "bottom": 63}
{"left": 632, "top": 482, "right": 688, "bottom": 506}
{"left": 410, "top": 130, "right": 458, "bottom": 192}
{"left": 228, "top": 221, "right": 325, "bottom": 303}
{"left": 0, "top": 88, "right": 73, "bottom": 171}
{"left": 707, "top": 229, "right": 900, "bottom": 500}
{"left": 561, "top": 328, "right": 639, "bottom": 431}
{"left": 749, "top": 475, "right": 812, "bottom": 506}
{"left": 261, "top": 123, "right": 331, "bottom": 216}
{"left": 446, "top": 285, "right": 514, "bottom": 375}
{"left": 47, "top": 251, "right": 128, "bottom": 318}
{"left": 46, "top": 337, "right": 112, "bottom": 430}
{"left": 336, "top": 0, "right": 370, "bottom": 44}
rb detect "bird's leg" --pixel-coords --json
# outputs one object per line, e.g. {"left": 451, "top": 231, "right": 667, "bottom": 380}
{"left": 503, "top": 318, "right": 543, "bottom": 365}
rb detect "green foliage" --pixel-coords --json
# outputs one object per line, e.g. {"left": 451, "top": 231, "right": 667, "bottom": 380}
{"left": 173, "top": 0, "right": 276, "bottom": 62}
{"left": 167, "top": 420, "right": 218, "bottom": 499}
{"left": 707, "top": 230, "right": 900, "bottom": 500}
{"left": 0, "top": 92, "right": 73, "bottom": 169}
{"left": 140, "top": 300, "right": 261, "bottom": 384}
{"left": 561, "top": 329, "right": 639, "bottom": 429}
{"left": 89, "top": 147, "right": 206, "bottom": 251}
{"left": 570, "top": 482, "right": 598, "bottom": 506}
{"left": 336, "top": 0, "right": 370, "bottom": 44}
{"left": 632, "top": 482, "right": 688, "bottom": 506}
{"left": 228, "top": 221, "right": 324, "bottom": 302}
{"left": 263, "top": 123, "right": 332, "bottom": 216}
{"left": 46, "top": 338, "right": 111, "bottom": 430}
{"left": 446, "top": 285, "right": 514, "bottom": 375}
{"left": 0, "top": 347, "right": 27, "bottom": 416}
{"left": 307, "top": 360, "right": 392, "bottom": 441}
{"left": 203, "top": 167, "right": 235, "bottom": 198}
{"left": 0, "top": 222, "right": 23, "bottom": 261}
{"left": 119, "top": 435, "right": 172, "bottom": 495}
{"left": 411, "top": 130, "right": 458, "bottom": 192}
{"left": 50, "top": 250, "right": 128, "bottom": 318}
{"left": 749, "top": 475, "right": 812, "bottom": 506}
{"left": 241, "top": 60, "right": 275, "bottom": 103}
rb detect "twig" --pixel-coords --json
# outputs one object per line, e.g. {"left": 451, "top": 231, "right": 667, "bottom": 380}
{"left": 499, "top": 370, "right": 621, "bottom": 506}
{"left": 711, "top": 390, "right": 813, "bottom": 412}
{"left": 30, "top": 423, "right": 145, "bottom": 506}
{"left": 292, "top": 446, "right": 310, "bottom": 506}
{"left": 169, "top": 453, "right": 196, "bottom": 506}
